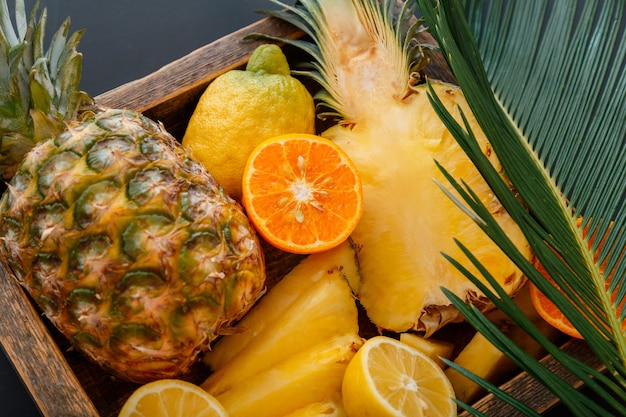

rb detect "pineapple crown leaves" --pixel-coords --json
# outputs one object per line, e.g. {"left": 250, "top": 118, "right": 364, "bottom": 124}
{"left": 248, "top": 0, "right": 436, "bottom": 122}
{"left": 417, "top": 0, "right": 626, "bottom": 415}
{"left": 0, "top": 0, "right": 92, "bottom": 179}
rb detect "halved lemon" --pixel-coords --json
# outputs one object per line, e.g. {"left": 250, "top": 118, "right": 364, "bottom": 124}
{"left": 118, "top": 379, "right": 229, "bottom": 417}
{"left": 342, "top": 336, "right": 456, "bottom": 417}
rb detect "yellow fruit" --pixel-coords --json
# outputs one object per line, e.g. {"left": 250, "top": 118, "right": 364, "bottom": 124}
{"left": 202, "top": 264, "right": 359, "bottom": 395}
{"left": 447, "top": 284, "right": 561, "bottom": 404}
{"left": 267, "top": 0, "right": 531, "bottom": 337}
{"left": 399, "top": 333, "right": 455, "bottom": 369}
{"left": 202, "top": 239, "right": 360, "bottom": 371}
{"left": 444, "top": 331, "right": 511, "bottom": 404}
{"left": 211, "top": 333, "right": 362, "bottom": 417}
{"left": 200, "top": 240, "right": 362, "bottom": 417}
{"left": 118, "top": 379, "right": 228, "bottom": 417}
{"left": 283, "top": 396, "right": 347, "bottom": 417}
{"left": 182, "top": 44, "right": 316, "bottom": 199}
{"left": 342, "top": 336, "right": 456, "bottom": 417}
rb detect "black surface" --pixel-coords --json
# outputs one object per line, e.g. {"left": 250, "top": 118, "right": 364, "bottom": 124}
{"left": 0, "top": 1, "right": 271, "bottom": 416}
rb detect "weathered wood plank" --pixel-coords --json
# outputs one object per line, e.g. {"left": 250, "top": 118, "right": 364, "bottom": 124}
{"left": 0, "top": 261, "right": 99, "bottom": 417}
{"left": 460, "top": 338, "right": 603, "bottom": 416}
{"left": 95, "top": 16, "right": 305, "bottom": 140}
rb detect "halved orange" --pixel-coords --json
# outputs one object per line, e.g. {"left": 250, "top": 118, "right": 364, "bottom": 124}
{"left": 529, "top": 262, "right": 583, "bottom": 339}
{"left": 530, "top": 218, "right": 623, "bottom": 339}
{"left": 242, "top": 133, "right": 363, "bottom": 254}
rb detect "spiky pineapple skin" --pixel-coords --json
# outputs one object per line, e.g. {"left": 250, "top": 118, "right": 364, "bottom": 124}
{"left": 0, "top": 108, "right": 266, "bottom": 382}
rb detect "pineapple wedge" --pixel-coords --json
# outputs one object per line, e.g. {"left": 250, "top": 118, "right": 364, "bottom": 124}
{"left": 283, "top": 396, "right": 347, "bottom": 417}
{"left": 445, "top": 331, "right": 514, "bottom": 404}
{"left": 201, "top": 240, "right": 361, "bottom": 416}
{"left": 203, "top": 239, "right": 359, "bottom": 372}
{"left": 202, "top": 267, "right": 359, "bottom": 394}
{"left": 447, "top": 284, "right": 561, "bottom": 403}
{"left": 399, "top": 332, "right": 455, "bottom": 369}
{"left": 210, "top": 333, "right": 361, "bottom": 417}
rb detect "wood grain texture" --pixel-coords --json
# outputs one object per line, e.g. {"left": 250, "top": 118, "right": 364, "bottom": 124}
{"left": 0, "top": 261, "right": 99, "bottom": 417}
{"left": 95, "top": 16, "right": 305, "bottom": 140}
{"left": 460, "top": 338, "right": 604, "bottom": 416}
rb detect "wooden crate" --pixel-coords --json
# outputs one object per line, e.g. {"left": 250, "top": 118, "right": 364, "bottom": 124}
{"left": 0, "top": 14, "right": 600, "bottom": 417}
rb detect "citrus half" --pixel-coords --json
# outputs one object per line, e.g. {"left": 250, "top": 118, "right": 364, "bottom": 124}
{"left": 342, "top": 336, "right": 456, "bottom": 417}
{"left": 529, "top": 273, "right": 583, "bottom": 339}
{"left": 242, "top": 134, "right": 363, "bottom": 254}
{"left": 118, "top": 379, "right": 229, "bottom": 417}
{"left": 529, "top": 218, "right": 621, "bottom": 340}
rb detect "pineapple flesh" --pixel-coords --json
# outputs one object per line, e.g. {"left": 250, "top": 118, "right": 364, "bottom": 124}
{"left": 266, "top": 0, "right": 531, "bottom": 335}
{"left": 399, "top": 331, "right": 454, "bottom": 369}
{"left": 282, "top": 396, "right": 347, "bottom": 417}
{"left": 201, "top": 240, "right": 362, "bottom": 417}
{"left": 0, "top": 2, "right": 265, "bottom": 383}
{"left": 212, "top": 333, "right": 360, "bottom": 417}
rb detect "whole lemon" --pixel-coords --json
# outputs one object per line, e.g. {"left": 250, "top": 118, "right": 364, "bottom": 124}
{"left": 182, "top": 44, "right": 316, "bottom": 199}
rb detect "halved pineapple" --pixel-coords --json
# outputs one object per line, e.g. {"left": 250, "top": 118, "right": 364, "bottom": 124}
{"left": 265, "top": 0, "right": 531, "bottom": 335}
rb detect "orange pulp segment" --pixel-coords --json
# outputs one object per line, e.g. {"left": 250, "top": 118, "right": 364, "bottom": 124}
{"left": 529, "top": 273, "right": 583, "bottom": 339}
{"left": 242, "top": 134, "right": 363, "bottom": 254}
{"left": 530, "top": 218, "right": 623, "bottom": 339}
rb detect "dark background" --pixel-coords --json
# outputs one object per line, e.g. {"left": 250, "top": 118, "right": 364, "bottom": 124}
{"left": 23, "top": 0, "right": 274, "bottom": 96}
{"left": 1, "top": 1, "right": 271, "bottom": 415}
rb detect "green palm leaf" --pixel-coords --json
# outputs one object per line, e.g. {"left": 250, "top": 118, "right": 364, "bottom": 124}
{"left": 417, "top": 0, "right": 626, "bottom": 415}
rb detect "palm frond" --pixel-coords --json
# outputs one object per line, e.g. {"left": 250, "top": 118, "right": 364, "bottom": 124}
{"left": 417, "top": 0, "right": 626, "bottom": 414}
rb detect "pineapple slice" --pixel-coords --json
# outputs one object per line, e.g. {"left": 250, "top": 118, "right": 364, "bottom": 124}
{"left": 447, "top": 284, "right": 561, "bottom": 403}
{"left": 202, "top": 267, "right": 358, "bottom": 395}
{"left": 283, "top": 396, "right": 347, "bottom": 417}
{"left": 201, "top": 240, "right": 361, "bottom": 416}
{"left": 211, "top": 333, "right": 361, "bottom": 417}
{"left": 445, "top": 331, "right": 514, "bottom": 404}
{"left": 399, "top": 332, "right": 455, "bottom": 369}
{"left": 203, "top": 239, "right": 359, "bottom": 372}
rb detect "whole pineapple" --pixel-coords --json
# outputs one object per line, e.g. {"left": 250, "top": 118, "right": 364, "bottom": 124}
{"left": 0, "top": 1, "right": 265, "bottom": 382}
{"left": 262, "top": 0, "right": 531, "bottom": 335}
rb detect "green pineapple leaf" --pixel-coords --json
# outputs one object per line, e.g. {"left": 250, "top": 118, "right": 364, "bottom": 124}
{"left": 417, "top": 0, "right": 626, "bottom": 415}
{"left": 0, "top": 0, "right": 92, "bottom": 179}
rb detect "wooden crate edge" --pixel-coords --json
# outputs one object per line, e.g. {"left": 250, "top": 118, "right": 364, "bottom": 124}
{"left": 95, "top": 16, "right": 304, "bottom": 113}
{"left": 0, "top": 261, "right": 99, "bottom": 417}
